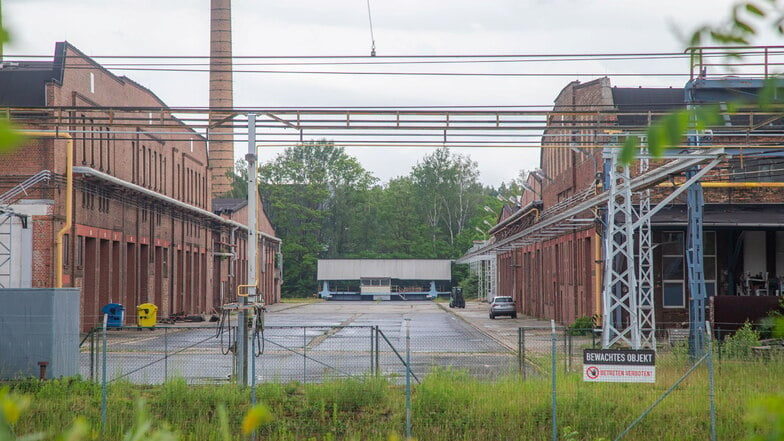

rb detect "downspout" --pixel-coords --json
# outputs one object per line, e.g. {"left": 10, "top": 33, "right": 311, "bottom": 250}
{"left": 21, "top": 131, "right": 72, "bottom": 288}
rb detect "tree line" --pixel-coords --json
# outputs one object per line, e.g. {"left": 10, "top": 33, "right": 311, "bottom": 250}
{"left": 230, "top": 141, "right": 523, "bottom": 297}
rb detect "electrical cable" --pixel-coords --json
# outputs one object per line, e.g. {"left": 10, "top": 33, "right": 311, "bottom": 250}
{"left": 216, "top": 308, "right": 235, "bottom": 356}
{"left": 253, "top": 304, "right": 265, "bottom": 357}
{"left": 366, "top": 0, "right": 376, "bottom": 57}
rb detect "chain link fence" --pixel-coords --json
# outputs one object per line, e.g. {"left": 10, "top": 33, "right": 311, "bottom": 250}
{"left": 77, "top": 320, "right": 783, "bottom": 440}
{"left": 80, "top": 322, "right": 520, "bottom": 385}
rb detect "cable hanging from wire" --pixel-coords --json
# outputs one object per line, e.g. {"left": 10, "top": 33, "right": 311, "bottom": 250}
{"left": 366, "top": 0, "right": 377, "bottom": 57}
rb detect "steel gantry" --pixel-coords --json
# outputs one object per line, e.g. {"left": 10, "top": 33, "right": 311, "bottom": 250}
{"left": 0, "top": 103, "right": 745, "bottom": 353}
{"left": 636, "top": 152, "right": 656, "bottom": 349}
{"left": 601, "top": 148, "right": 640, "bottom": 349}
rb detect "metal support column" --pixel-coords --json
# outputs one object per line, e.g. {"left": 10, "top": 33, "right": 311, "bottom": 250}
{"left": 636, "top": 154, "right": 656, "bottom": 349}
{"left": 238, "top": 113, "right": 258, "bottom": 386}
{"left": 601, "top": 149, "right": 640, "bottom": 349}
{"left": 686, "top": 166, "right": 707, "bottom": 359}
{"left": 488, "top": 255, "right": 497, "bottom": 300}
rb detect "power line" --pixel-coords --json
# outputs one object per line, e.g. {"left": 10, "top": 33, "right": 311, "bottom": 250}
{"left": 7, "top": 47, "right": 784, "bottom": 59}
{"left": 365, "top": 0, "right": 376, "bottom": 57}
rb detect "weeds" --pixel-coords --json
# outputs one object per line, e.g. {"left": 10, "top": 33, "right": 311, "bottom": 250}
{"left": 722, "top": 322, "right": 761, "bottom": 359}
{"left": 5, "top": 356, "right": 784, "bottom": 440}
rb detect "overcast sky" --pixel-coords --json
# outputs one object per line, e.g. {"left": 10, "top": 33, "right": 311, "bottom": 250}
{"left": 4, "top": 0, "right": 766, "bottom": 186}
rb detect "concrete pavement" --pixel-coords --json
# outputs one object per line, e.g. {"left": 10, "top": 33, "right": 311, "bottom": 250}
{"left": 436, "top": 300, "right": 552, "bottom": 351}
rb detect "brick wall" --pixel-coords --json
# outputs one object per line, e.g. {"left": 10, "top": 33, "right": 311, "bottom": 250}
{"left": 0, "top": 42, "right": 281, "bottom": 329}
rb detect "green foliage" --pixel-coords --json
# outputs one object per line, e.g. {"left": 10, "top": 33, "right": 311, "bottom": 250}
{"left": 722, "top": 322, "right": 762, "bottom": 359}
{"left": 458, "top": 270, "right": 478, "bottom": 299}
{"left": 746, "top": 394, "right": 784, "bottom": 441}
{"left": 257, "top": 141, "right": 378, "bottom": 296}
{"left": 249, "top": 141, "right": 495, "bottom": 296}
{"left": 305, "top": 376, "right": 388, "bottom": 413}
{"left": 688, "top": 1, "right": 784, "bottom": 51}
{"left": 620, "top": 106, "right": 722, "bottom": 165}
{"left": 6, "top": 361, "right": 784, "bottom": 441}
{"left": 758, "top": 303, "right": 784, "bottom": 339}
{"left": 621, "top": 0, "right": 784, "bottom": 165}
{"left": 410, "top": 147, "right": 484, "bottom": 256}
{"left": 568, "top": 316, "right": 595, "bottom": 336}
{"left": 0, "top": 119, "right": 24, "bottom": 155}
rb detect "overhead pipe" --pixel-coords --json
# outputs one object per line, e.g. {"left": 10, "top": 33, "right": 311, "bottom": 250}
{"left": 71, "top": 166, "right": 281, "bottom": 243}
{"left": 488, "top": 202, "right": 541, "bottom": 235}
{"left": 19, "top": 131, "right": 73, "bottom": 288}
{"left": 658, "top": 181, "right": 784, "bottom": 188}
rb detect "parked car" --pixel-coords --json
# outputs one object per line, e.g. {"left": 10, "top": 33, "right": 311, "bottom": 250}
{"left": 489, "top": 296, "right": 516, "bottom": 319}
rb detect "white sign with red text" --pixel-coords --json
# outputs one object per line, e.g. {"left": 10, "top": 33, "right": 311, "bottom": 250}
{"left": 583, "top": 349, "right": 656, "bottom": 383}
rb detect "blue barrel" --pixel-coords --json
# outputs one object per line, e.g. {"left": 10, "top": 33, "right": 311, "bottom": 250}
{"left": 101, "top": 303, "right": 125, "bottom": 328}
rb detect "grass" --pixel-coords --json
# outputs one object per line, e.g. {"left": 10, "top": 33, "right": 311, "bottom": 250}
{"left": 5, "top": 355, "right": 784, "bottom": 440}
{"left": 279, "top": 297, "right": 325, "bottom": 304}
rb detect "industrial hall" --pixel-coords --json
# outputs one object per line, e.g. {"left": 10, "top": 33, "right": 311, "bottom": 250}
{"left": 0, "top": 42, "right": 282, "bottom": 330}
{"left": 460, "top": 52, "right": 784, "bottom": 346}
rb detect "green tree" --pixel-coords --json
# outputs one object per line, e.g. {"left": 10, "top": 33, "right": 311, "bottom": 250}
{"left": 226, "top": 159, "right": 250, "bottom": 199}
{"left": 258, "top": 141, "right": 377, "bottom": 296}
{"left": 410, "top": 147, "right": 484, "bottom": 257}
{"left": 372, "top": 176, "right": 433, "bottom": 258}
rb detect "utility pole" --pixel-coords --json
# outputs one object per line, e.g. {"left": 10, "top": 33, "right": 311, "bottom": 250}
{"left": 237, "top": 113, "right": 257, "bottom": 385}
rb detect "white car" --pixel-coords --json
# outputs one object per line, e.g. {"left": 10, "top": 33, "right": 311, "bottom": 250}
{"left": 489, "top": 296, "right": 517, "bottom": 319}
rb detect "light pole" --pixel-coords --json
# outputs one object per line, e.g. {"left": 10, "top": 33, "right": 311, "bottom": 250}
{"left": 238, "top": 113, "right": 258, "bottom": 386}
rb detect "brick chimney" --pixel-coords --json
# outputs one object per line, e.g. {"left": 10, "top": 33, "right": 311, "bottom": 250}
{"left": 209, "top": 0, "right": 234, "bottom": 196}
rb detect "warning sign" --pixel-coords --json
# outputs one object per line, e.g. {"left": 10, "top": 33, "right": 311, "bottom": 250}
{"left": 583, "top": 349, "right": 656, "bottom": 383}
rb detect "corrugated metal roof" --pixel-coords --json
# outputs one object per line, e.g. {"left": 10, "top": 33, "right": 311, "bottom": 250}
{"left": 611, "top": 87, "right": 685, "bottom": 127}
{"left": 212, "top": 198, "right": 247, "bottom": 214}
{"left": 317, "top": 259, "right": 451, "bottom": 280}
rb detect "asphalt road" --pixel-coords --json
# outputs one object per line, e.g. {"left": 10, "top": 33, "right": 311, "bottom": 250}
{"left": 82, "top": 301, "right": 526, "bottom": 384}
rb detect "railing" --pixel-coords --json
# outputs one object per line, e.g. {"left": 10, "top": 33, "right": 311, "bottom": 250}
{"left": 0, "top": 170, "right": 52, "bottom": 205}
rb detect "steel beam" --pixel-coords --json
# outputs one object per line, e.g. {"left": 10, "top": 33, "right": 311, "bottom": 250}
{"left": 457, "top": 149, "right": 726, "bottom": 263}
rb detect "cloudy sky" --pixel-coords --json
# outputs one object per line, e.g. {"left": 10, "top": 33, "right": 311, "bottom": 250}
{"left": 3, "top": 0, "right": 765, "bottom": 186}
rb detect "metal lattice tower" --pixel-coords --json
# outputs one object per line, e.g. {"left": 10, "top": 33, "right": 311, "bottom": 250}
{"left": 636, "top": 154, "right": 656, "bottom": 349}
{"left": 601, "top": 149, "right": 641, "bottom": 349}
{"left": 686, "top": 166, "right": 708, "bottom": 358}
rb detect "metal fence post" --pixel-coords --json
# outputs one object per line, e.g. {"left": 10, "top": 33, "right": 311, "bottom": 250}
{"left": 90, "top": 328, "right": 95, "bottom": 382}
{"left": 517, "top": 328, "right": 522, "bottom": 376}
{"left": 707, "top": 321, "right": 716, "bottom": 441}
{"left": 370, "top": 326, "right": 375, "bottom": 376}
{"left": 164, "top": 327, "right": 168, "bottom": 382}
{"left": 101, "top": 314, "right": 108, "bottom": 434}
{"left": 405, "top": 318, "right": 412, "bottom": 440}
{"left": 551, "top": 320, "right": 557, "bottom": 441}
{"left": 563, "top": 328, "right": 568, "bottom": 373}
{"left": 375, "top": 325, "right": 380, "bottom": 376}
{"left": 519, "top": 327, "right": 526, "bottom": 379}
{"left": 303, "top": 327, "right": 307, "bottom": 384}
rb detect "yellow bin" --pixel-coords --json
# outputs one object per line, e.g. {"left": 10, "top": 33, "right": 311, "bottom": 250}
{"left": 137, "top": 303, "right": 158, "bottom": 328}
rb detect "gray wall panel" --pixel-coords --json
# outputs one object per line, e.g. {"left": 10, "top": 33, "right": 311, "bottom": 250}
{"left": 0, "top": 288, "right": 80, "bottom": 379}
{"left": 317, "top": 259, "right": 451, "bottom": 280}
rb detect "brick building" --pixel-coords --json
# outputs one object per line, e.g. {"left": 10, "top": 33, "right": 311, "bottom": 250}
{"left": 475, "top": 75, "right": 784, "bottom": 328}
{"left": 0, "top": 42, "right": 281, "bottom": 329}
